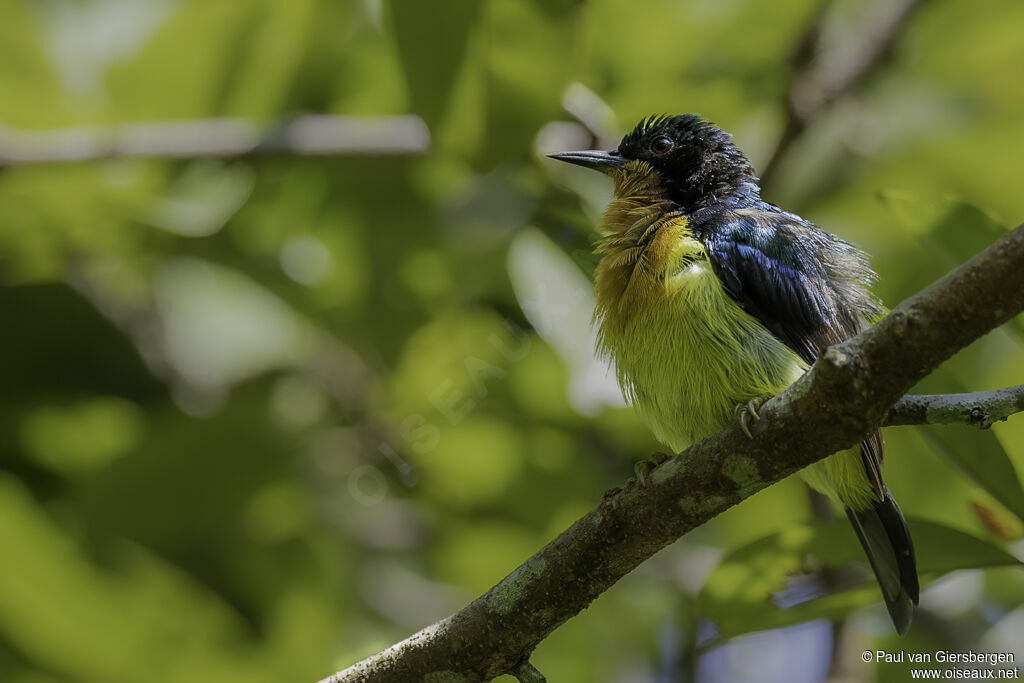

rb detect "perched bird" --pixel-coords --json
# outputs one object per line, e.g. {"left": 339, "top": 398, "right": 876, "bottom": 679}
{"left": 549, "top": 113, "right": 918, "bottom": 634}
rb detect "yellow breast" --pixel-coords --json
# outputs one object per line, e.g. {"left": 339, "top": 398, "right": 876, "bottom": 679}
{"left": 593, "top": 204, "right": 803, "bottom": 451}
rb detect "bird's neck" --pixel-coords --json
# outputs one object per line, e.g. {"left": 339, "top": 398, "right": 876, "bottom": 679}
{"left": 592, "top": 156, "right": 753, "bottom": 325}
{"left": 599, "top": 176, "right": 679, "bottom": 253}
{"left": 682, "top": 179, "right": 760, "bottom": 210}
{"left": 594, "top": 185, "right": 704, "bottom": 331}
{"left": 667, "top": 149, "right": 761, "bottom": 213}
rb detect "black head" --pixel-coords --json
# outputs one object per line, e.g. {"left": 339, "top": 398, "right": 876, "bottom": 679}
{"left": 549, "top": 114, "right": 759, "bottom": 211}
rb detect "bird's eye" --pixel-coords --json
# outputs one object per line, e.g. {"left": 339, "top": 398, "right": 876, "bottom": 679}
{"left": 650, "top": 136, "right": 673, "bottom": 155}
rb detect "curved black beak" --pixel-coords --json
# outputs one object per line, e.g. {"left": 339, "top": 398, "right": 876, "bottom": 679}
{"left": 547, "top": 149, "right": 623, "bottom": 172}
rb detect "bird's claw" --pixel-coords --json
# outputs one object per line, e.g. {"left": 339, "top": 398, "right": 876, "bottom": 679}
{"left": 634, "top": 451, "right": 671, "bottom": 486}
{"left": 734, "top": 396, "right": 768, "bottom": 440}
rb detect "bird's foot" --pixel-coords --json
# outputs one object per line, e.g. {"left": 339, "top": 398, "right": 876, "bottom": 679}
{"left": 734, "top": 396, "right": 770, "bottom": 439}
{"left": 634, "top": 451, "right": 672, "bottom": 486}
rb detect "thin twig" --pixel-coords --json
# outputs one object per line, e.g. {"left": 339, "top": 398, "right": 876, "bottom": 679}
{"left": 515, "top": 662, "right": 547, "bottom": 683}
{"left": 825, "top": 620, "right": 869, "bottom": 683}
{"left": 0, "top": 115, "right": 430, "bottom": 167}
{"left": 759, "top": 0, "right": 930, "bottom": 188}
{"left": 885, "top": 385, "right": 1024, "bottom": 429}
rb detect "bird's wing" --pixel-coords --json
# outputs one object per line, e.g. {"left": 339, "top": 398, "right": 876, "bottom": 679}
{"left": 701, "top": 206, "right": 879, "bottom": 366}
{"left": 702, "top": 206, "right": 886, "bottom": 498}
{"left": 702, "top": 206, "right": 916, "bottom": 630}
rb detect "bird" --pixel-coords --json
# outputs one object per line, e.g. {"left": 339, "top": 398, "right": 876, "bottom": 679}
{"left": 548, "top": 113, "right": 919, "bottom": 634}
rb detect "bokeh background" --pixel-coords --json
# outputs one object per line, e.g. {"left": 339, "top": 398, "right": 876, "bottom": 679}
{"left": 1, "top": 0, "right": 1023, "bottom": 681}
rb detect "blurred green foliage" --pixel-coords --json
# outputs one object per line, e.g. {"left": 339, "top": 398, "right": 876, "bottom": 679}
{"left": 1, "top": 1, "right": 1023, "bottom": 682}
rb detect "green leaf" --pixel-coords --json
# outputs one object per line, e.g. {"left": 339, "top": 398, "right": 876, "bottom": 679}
{"left": 876, "top": 197, "right": 1024, "bottom": 518}
{"left": 921, "top": 425, "right": 1024, "bottom": 524}
{"left": 880, "top": 193, "right": 1024, "bottom": 339}
{"left": 928, "top": 201, "right": 1024, "bottom": 340}
{"left": 0, "top": 474, "right": 272, "bottom": 682}
{"left": 478, "top": 0, "right": 573, "bottom": 166}
{"left": 698, "top": 519, "right": 1019, "bottom": 639}
{"left": 929, "top": 200, "right": 1008, "bottom": 266}
{"left": 106, "top": 0, "right": 262, "bottom": 119}
{"left": 390, "top": 0, "right": 480, "bottom": 127}
{"left": 911, "top": 519, "right": 1021, "bottom": 571}
{"left": 0, "top": 0, "right": 65, "bottom": 127}
{"left": 221, "top": 0, "right": 319, "bottom": 117}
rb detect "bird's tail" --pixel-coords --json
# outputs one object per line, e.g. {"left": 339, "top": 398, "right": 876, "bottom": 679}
{"left": 845, "top": 489, "right": 919, "bottom": 634}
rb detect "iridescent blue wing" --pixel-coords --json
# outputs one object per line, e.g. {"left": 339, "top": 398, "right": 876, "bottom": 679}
{"left": 700, "top": 205, "right": 880, "bottom": 366}
{"left": 701, "top": 204, "right": 888, "bottom": 494}
{"left": 701, "top": 204, "right": 917, "bottom": 630}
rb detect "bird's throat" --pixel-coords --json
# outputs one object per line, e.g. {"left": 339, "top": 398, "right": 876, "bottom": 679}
{"left": 593, "top": 181, "right": 705, "bottom": 328}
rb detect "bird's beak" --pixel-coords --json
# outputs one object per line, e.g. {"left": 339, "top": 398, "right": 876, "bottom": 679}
{"left": 547, "top": 149, "right": 624, "bottom": 172}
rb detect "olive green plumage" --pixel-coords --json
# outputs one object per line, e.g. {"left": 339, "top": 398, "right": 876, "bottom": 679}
{"left": 550, "top": 113, "right": 919, "bottom": 634}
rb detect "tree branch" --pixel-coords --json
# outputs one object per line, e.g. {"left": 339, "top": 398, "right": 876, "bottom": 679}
{"left": 319, "top": 223, "right": 1024, "bottom": 683}
{"left": 514, "top": 661, "right": 547, "bottom": 682}
{"left": 886, "top": 385, "right": 1024, "bottom": 429}
{"left": 759, "top": 0, "right": 930, "bottom": 188}
{"left": 0, "top": 115, "right": 429, "bottom": 167}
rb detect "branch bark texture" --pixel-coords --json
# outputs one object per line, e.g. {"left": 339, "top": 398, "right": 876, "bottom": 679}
{"left": 322, "top": 225, "right": 1024, "bottom": 682}
{"left": 886, "top": 385, "right": 1024, "bottom": 429}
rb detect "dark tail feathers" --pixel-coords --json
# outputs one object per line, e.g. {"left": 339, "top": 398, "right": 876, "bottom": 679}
{"left": 845, "top": 488, "right": 919, "bottom": 634}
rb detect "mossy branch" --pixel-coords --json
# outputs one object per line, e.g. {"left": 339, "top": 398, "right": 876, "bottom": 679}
{"left": 886, "top": 385, "right": 1024, "bottom": 429}
{"left": 319, "top": 225, "right": 1024, "bottom": 682}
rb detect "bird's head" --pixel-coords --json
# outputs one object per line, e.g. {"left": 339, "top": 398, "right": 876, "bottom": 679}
{"left": 549, "top": 114, "right": 758, "bottom": 212}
